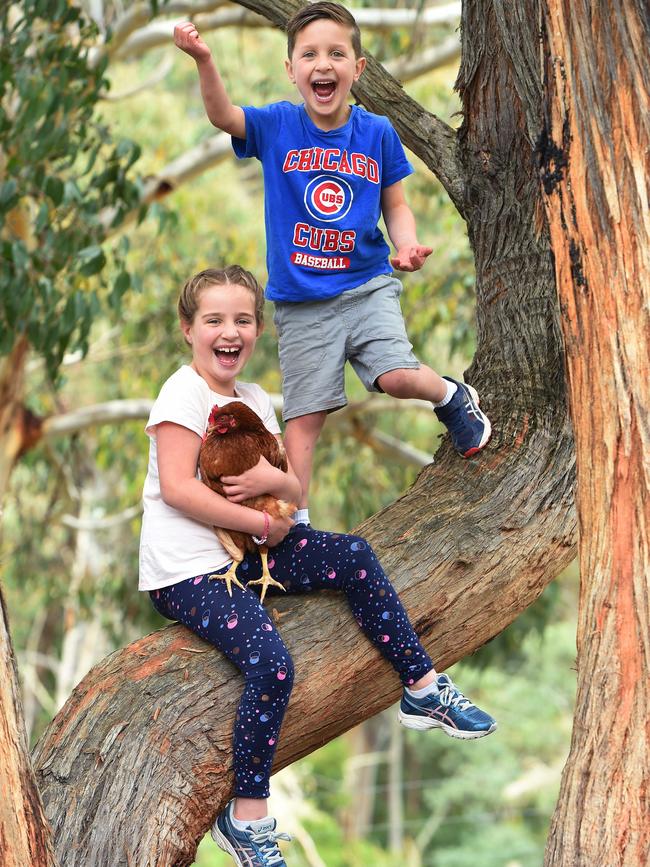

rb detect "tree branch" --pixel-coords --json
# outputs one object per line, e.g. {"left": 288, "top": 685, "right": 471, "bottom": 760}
{"left": 36, "top": 395, "right": 431, "bottom": 470}
{"left": 100, "top": 131, "right": 233, "bottom": 229}
{"left": 103, "top": 55, "right": 174, "bottom": 101}
{"left": 60, "top": 504, "right": 143, "bottom": 532}
{"left": 384, "top": 35, "right": 461, "bottom": 83}
{"left": 89, "top": 0, "right": 230, "bottom": 66}
{"left": 111, "top": 4, "right": 461, "bottom": 62}
{"left": 111, "top": 7, "right": 270, "bottom": 60}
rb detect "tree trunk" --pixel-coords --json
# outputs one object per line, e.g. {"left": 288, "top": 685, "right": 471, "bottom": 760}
{"left": 0, "top": 339, "right": 57, "bottom": 866}
{"left": 30, "top": 2, "right": 578, "bottom": 865}
{"left": 540, "top": 2, "right": 650, "bottom": 864}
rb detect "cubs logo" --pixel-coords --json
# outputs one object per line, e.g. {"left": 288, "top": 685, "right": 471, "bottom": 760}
{"left": 304, "top": 175, "right": 353, "bottom": 223}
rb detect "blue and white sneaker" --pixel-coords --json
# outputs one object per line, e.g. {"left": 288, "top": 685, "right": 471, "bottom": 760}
{"left": 211, "top": 801, "right": 292, "bottom": 866}
{"left": 434, "top": 376, "right": 492, "bottom": 457}
{"left": 398, "top": 674, "right": 497, "bottom": 739}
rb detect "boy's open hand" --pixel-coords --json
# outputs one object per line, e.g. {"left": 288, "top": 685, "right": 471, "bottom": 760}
{"left": 390, "top": 245, "right": 434, "bottom": 272}
{"left": 173, "top": 21, "right": 212, "bottom": 62}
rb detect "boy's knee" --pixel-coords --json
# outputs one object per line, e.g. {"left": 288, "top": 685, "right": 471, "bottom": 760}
{"left": 286, "top": 412, "right": 327, "bottom": 436}
{"left": 376, "top": 368, "right": 414, "bottom": 398}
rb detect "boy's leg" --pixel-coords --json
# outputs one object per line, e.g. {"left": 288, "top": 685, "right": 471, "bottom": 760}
{"left": 284, "top": 411, "right": 328, "bottom": 511}
{"left": 347, "top": 276, "right": 492, "bottom": 458}
{"left": 376, "top": 364, "right": 446, "bottom": 402}
{"left": 274, "top": 298, "right": 347, "bottom": 515}
{"left": 377, "top": 367, "right": 492, "bottom": 458}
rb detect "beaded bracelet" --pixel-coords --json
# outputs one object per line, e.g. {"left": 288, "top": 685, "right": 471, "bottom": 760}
{"left": 252, "top": 510, "right": 270, "bottom": 545}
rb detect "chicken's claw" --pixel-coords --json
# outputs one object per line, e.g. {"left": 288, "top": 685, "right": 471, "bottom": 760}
{"left": 246, "top": 547, "right": 286, "bottom": 604}
{"left": 208, "top": 561, "right": 245, "bottom": 596}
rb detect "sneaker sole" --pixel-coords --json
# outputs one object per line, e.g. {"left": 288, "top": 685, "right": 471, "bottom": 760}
{"left": 398, "top": 708, "right": 497, "bottom": 739}
{"left": 211, "top": 825, "right": 248, "bottom": 867}
{"left": 460, "top": 383, "right": 492, "bottom": 458}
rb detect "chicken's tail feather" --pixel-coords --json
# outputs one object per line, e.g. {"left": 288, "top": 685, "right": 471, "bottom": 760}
{"left": 216, "top": 528, "right": 245, "bottom": 562}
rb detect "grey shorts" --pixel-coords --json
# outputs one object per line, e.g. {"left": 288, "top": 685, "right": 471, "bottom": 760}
{"left": 273, "top": 274, "right": 420, "bottom": 421}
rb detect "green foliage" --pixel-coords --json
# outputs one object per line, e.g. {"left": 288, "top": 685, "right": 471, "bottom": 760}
{"left": 0, "top": 1, "right": 143, "bottom": 377}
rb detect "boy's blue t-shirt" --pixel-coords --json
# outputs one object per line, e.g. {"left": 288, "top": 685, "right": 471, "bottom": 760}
{"left": 232, "top": 101, "right": 414, "bottom": 302}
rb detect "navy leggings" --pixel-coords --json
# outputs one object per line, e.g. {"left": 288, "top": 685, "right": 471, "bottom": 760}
{"left": 150, "top": 526, "right": 433, "bottom": 799}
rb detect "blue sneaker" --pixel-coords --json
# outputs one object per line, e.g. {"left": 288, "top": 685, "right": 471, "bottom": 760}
{"left": 211, "top": 801, "right": 292, "bottom": 866}
{"left": 398, "top": 674, "right": 497, "bottom": 739}
{"left": 434, "top": 377, "right": 491, "bottom": 457}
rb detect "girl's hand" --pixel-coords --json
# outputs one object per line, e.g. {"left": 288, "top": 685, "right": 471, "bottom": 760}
{"left": 390, "top": 244, "right": 433, "bottom": 272}
{"left": 173, "top": 21, "right": 212, "bottom": 62}
{"left": 267, "top": 513, "right": 294, "bottom": 547}
{"left": 221, "top": 456, "right": 283, "bottom": 503}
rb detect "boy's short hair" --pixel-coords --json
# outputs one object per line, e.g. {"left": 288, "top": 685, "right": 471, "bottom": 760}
{"left": 286, "top": 2, "right": 362, "bottom": 58}
{"left": 178, "top": 265, "right": 265, "bottom": 328}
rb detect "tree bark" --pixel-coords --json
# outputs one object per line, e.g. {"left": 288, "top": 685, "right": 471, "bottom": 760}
{"left": 0, "top": 339, "right": 57, "bottom": 865}
{"left": 30, "top": 1, "right": 578, "bottom": 865}
{"left": 539, "top": 2, "right": 650, "bottom": 864}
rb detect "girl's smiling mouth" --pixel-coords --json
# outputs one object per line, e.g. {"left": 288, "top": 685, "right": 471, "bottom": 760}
{"left": 214, "top": 346, "right": 241, "bottom": 366}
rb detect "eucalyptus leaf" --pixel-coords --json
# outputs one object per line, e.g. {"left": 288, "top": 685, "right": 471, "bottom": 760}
{"left": 44, "top": 176, "right": 64, "bottom": 207}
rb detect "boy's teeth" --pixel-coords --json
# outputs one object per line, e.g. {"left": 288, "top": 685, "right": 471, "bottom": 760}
{"left": 313, "top": 81, "right": 336, "bottom": 96}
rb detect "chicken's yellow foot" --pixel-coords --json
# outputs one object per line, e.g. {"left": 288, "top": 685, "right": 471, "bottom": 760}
{"left": 208, "top": 560, "right": 244, "bottom": 596}
{"left": 246, "top": 547, "right": 286, "bottom": 604}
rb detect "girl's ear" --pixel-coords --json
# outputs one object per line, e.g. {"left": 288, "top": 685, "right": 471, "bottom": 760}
{"left": 257, "top": 321, "right": 265, "bottom": 337}
{"left": 180, "top": 317, "right": 192, "bottom": 345}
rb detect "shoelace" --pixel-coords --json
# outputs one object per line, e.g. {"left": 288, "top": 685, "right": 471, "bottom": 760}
{"left": 437, "top": 683, "right": 474, "bottom": 711}
{"left": 250, "top": 828, "right": 292, "bottom": 866}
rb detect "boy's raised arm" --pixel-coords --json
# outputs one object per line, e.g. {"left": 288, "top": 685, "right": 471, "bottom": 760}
{"left": 381, "top": 181, "right": 433, "bottom": 272}
{"left": 174, "top": 21, "right": 246, "bottom": 140}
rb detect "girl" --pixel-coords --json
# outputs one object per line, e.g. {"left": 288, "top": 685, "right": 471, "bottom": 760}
{"left": 139, "top": 265, "right": 496, "bottom": 867}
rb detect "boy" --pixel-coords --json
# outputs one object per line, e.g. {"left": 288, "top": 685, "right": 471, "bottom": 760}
{"left": 174, "top": 2, "right": 491, "bottom": 525}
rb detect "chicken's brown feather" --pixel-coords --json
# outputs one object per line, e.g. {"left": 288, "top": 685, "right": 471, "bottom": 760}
{"left": 198, "top": 402, "right": 296, "bottom": 557}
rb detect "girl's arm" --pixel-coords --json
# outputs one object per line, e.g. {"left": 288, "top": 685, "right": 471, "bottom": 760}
{"left": 381, "top": 181, "right": 433, "bottom": 272}
{"left": 173, "top": 22, "right": 246, "bottom": 139}
{"left": 220, "top": 438, "right": 302, "bottom": 505}
{"left": 156, "top": 422, "right": 292, "bottom": 545}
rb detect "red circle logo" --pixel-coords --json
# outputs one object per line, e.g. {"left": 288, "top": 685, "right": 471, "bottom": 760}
{"left": 313, "top": 181, "right": 345, "bottom": 214}
{"left": 305, "top": 175, "right": 353, "bottom": 222}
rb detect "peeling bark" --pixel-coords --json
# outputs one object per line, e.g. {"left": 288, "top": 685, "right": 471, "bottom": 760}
{"left": 31, "top": 1, "right": 578, "bottom": 865}
{"left": 540, "top": 2, "right": 650, "bottom": 864}
{"left": 0, "top": 593, "right": 57, "bottom": 867}
{"left": 0, "top": 339, "right": 56, "bottom": 866}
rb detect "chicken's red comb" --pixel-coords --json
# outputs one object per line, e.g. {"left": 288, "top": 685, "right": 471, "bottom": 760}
{"left": 208, "top": 403, "right": 221, "bottom": 422}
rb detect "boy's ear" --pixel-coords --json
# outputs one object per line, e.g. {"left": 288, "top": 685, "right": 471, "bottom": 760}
{"left": 354, "top": 56, "right": 367, "bottom": 81}
{"left": 285, "top": 58, "right": 295, "bottom": 83}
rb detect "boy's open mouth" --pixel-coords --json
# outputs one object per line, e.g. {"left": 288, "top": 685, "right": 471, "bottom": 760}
{"left": 214, "top": 346, "right": 241, "bottom": 366}
{"left": 312, "top": 80, "right": 336, "bottom": 102}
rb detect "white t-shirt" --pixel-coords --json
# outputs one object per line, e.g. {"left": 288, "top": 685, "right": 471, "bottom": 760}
{"left": 138, "top": 365, "right": 281, "bottom": 591}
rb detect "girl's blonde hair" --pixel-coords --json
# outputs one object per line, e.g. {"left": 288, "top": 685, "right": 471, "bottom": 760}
{"left": 178, "top": 266, "right": 265, "bottom": 328}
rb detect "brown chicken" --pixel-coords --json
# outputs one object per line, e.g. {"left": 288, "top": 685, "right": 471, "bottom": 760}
{"left": 198, "top": 401, "right": 296, "bottom": 602}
